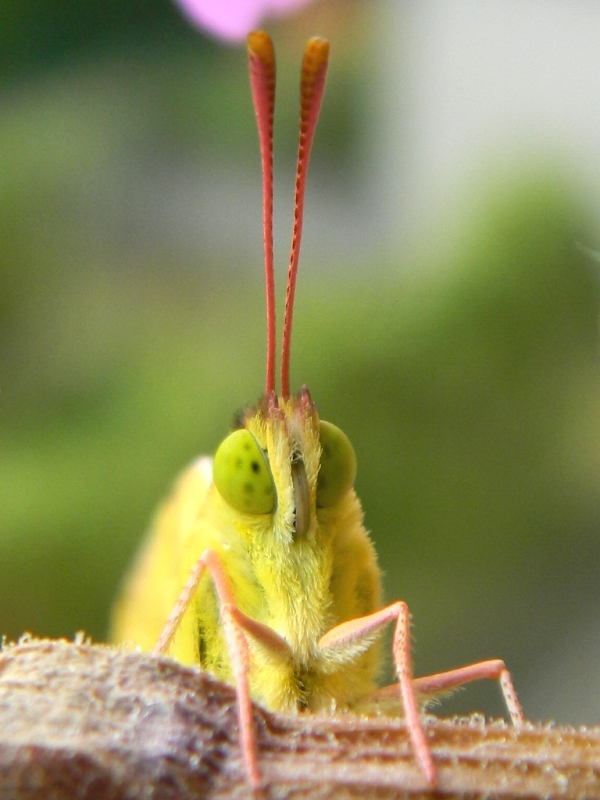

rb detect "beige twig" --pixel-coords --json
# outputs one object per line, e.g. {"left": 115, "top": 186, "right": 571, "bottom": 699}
{"left": 0, "top": 637, "right": 599, "bottom": 799}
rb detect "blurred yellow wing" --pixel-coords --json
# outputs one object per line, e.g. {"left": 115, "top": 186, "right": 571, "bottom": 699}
{"left": 110, "top": 457, "right": 213, "bottom": 651}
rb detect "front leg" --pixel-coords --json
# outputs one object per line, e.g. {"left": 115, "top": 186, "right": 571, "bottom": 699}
{"left": 154, "top": 548, "right": 293, "bottom": 791}
{"left": 318, "top": 600, "right": 436, "bottom": 787}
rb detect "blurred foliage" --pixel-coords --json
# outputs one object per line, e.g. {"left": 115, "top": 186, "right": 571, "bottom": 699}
{"left": 1, "top": 0, "right": 600, "bottom": 728}
{"left": 0, "top": 0, "right": 194, "bottom": 79}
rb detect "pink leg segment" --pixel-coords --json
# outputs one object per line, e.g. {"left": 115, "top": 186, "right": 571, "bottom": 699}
{"left": 319, "top": 601, "right": 437, "bottom": 787}
{"left": 154, "top": 549, "right": 261, "bottom": 789}
{"left": 413, "top": 659, "right": 524, "bottom": 725}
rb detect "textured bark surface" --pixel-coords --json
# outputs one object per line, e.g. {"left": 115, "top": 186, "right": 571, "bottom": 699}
{"left": 0, "top": 638, "right": 599, "bottom": 799}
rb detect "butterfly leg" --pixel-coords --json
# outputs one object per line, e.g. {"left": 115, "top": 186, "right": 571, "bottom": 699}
{"left": 318, "top": 600, "right": 436, "bottom": 787}
{"left": 154, "top": 548, "right": 267, "bottom": 789}
{"left": 412, "top": 659, "right": 524, "bottom": 725}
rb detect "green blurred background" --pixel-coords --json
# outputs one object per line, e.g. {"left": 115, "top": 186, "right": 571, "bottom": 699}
{"left": 2, "top": 0, "right": 600, "bottom": 726}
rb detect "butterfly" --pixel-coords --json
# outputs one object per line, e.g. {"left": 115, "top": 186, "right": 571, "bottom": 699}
{"left": 111, "top": 30, "right": 524, "bottom": 790}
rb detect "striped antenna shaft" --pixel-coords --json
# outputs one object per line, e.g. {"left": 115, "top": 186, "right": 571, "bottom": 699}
{"left": 280, "top": 37, "right": 329, "bottom": 398}
{"left": 247, "top": 31, "right": 277, "bottom": 396}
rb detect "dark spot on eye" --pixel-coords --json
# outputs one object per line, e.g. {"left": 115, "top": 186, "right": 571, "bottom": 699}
{"left": 250, "top": 460, "right": 260, "bottom": 473}
{"left": 243, "top": 441, "right": 251, "bottom": 451}
{"left": 322, "top": 445, "right": 331, "bottom": 458}
{"left": 243, "top": 481, "right": 255, "bottom": 494}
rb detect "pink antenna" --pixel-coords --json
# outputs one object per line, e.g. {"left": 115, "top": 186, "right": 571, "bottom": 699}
{"left": 280, "top": 37, "right": 329, "bottom": 399}
{"left": 247, "top": 31, "right": 276, "bottom": 396}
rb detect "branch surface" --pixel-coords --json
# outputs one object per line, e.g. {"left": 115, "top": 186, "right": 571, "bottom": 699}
{"left": 0, "top": 638, "right": 599, "bottom": 799}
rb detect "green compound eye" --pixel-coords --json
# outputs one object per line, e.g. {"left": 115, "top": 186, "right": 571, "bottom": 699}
{"left": 316, "top": 420, "right": 357, "bottom": 508}
{"left": 213, "top": 429, "right": 276, "bottom": 514}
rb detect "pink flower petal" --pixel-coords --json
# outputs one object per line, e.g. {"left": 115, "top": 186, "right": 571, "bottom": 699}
{"left": 174, "top": 0, "right": 315, "bottom": 42}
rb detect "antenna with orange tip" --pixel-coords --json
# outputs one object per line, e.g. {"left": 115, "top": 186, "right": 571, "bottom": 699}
{"left": 280, "top": 36, "right": 329, "bottom": 398}
{"left": 247, "top": 31, "right": 277, "bottom": 396}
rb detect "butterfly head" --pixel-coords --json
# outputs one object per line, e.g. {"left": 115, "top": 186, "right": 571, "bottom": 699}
{"left": 213, "top": 387, "right": 355, "bottom": 537}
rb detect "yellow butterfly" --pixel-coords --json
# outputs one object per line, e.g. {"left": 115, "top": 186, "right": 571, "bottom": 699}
{"left": 111, "top": 30, "right": 524, "bottom": 790}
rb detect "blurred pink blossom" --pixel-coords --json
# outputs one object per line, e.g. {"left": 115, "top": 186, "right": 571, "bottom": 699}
{"left": 174, "top": 0, "right": 315, "bottom": 42}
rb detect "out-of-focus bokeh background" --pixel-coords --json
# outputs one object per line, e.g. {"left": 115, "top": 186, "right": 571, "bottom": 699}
{"left": 2, "top": 0, "right": 600, "bottom": 726}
